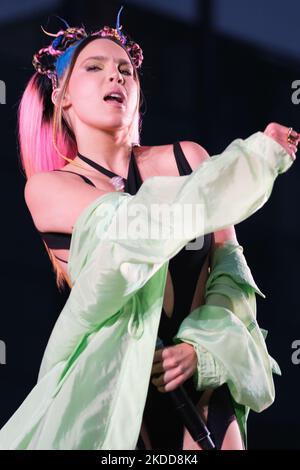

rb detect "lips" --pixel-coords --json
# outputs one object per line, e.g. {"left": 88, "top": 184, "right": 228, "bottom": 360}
{"left": 104, "top": 99, "right": 125, "bottom": 108}
{"left": 103, "top": 88, "right": 126, "bottom": 104}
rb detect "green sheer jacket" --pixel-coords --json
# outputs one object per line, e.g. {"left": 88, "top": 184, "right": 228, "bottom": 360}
{"left": 0, "top": 132, "right": 293, "bottom": 449}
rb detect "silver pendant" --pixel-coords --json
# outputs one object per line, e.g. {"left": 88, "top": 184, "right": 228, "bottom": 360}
{"left": 111, "top": 176, "right": 125, "bottom": 191}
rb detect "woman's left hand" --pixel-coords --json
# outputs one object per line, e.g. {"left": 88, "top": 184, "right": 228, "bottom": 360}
{"left": 150, "top": 342, "right": 198, "bottom": 393}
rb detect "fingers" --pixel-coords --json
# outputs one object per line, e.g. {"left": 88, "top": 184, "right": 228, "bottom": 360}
{"left": 274, "top": 124, "right": 299, "bottom": 143}
{"left": 152, "top": 347, "right": 164, "bottom": 364}
{"left": 151, "top": 354, "right": 179, "bottom": 376}
{"left": 156, "top": 374, "right": 186, "bottom": 393}
{"left": 281, "top": 125, "right": 299, "bottom": 142}
{"left": 152, "top": 344, "right": 177, "bottom": 364}
{"left": 288, "top": 129, "right": 299, "bottom": 142}
{"left": 264, "top": 122, "right": 299, "bottom": 161}
{"left": 151, "top": 343, "right": 198, "bottom": 394}
{"left": 151, "top": 350, "right": 186, "bottom": 385}
{"left": 286, "top": 137, "right": 298, "bottom": 161}
{"left": 278, "top": 126, "right": 299, "bottom": 153}
{"left": 287, "top": 129, "right": 299, "bottom": 162}
{"left": 288, "top": 142, "right": 298, "bottom": 161}
{"left": 151, "top": 366, "right": 185, "bottom": 392}
{"left": 151, "top": 361, "right": 164, "bottom": 376}
{"left": 151, "top": 365, "right": 183, "bottom": 386}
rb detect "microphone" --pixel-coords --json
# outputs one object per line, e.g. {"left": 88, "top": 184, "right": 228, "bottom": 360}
{"left": 154, "top": 336, "right": 215, "bottom": 450}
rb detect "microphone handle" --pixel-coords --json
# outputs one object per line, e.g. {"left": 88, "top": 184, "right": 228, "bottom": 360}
{"left": 169, "top": 385, "right": 215, "bottom": 450}
{"left": 155, "top": 336, "right": 215, "bottom": 450}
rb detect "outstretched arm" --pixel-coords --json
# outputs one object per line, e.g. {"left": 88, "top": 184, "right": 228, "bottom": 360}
{"left": 39, "top": 128, "right": 294, "bottom": 380}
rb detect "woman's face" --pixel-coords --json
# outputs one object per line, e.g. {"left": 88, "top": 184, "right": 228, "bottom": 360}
{"left": 58, "top": 38, "right": 138, "bottom": 136}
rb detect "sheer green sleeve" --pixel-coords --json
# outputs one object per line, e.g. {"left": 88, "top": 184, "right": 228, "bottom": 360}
{"left": 172, "top": 241, "right": 280, "bottom": 414}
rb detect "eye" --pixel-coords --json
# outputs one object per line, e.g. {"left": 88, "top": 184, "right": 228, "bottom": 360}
{"left": 86, "top": 65, "right": 101, "bottom": 71}
{"left": 86, "top": 65, "right": 132, "bottom": 75}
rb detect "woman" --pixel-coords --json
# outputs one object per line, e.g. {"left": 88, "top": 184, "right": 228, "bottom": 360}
{"left": 6, "top": 8, "right": 297, "bottom": 450}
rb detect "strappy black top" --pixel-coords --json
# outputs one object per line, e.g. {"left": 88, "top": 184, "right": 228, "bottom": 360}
{"left": 39, "top": 143, "right": 213, "bottom": 343}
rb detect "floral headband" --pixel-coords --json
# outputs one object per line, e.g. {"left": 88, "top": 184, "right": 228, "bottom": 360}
{"left": 32, "top": 5, "right": 144, "bottom": 89}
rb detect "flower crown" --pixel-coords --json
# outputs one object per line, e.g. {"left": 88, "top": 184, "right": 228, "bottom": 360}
{"left": 32, "top": 6, "right": 143, "bottom": 89}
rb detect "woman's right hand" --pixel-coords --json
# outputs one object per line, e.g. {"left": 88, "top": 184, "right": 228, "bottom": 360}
{"left": 264, "top": 122, "right": 298, "bottom": 161}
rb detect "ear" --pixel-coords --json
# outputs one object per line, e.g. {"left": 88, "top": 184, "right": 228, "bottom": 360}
{"left": 51, "top": 87, "right": 71, "bottom": 109}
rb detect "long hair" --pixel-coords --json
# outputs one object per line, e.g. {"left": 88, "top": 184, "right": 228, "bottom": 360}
{"left": 18, "top": 35, "right": 143, "bottom": 291}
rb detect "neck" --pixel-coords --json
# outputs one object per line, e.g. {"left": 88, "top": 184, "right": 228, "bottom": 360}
{"left": 72, "top": 125, "right": 136, "bottom": 177}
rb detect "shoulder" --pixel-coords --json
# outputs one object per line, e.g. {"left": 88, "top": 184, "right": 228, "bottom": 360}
{"left": 24, "top": 170, "right": 72, "bottom": 209}
{"left": 24, "top": 170, "right": 105, "bottom": 233}
{"left": 136, "top": 141, "right": 210, "bottom": 174}
{"left": 177, "top": 141, "right": 210, "bottom": 169}
{"left": 24, "top": 169, "right": 97, "bottom": 205}
{"left": 24, "top": 172, "right": 56, "bottom": 231}
{"left": 24, "top": 171, "right": 56, "bottom": 208}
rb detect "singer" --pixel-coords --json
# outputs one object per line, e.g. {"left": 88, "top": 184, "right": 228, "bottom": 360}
{"left": 0, "top": 6, "right": 297, "bottom": 450}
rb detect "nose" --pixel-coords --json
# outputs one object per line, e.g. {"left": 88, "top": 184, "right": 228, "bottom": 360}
{"left": 109, "top": 66, "right": 125, "bottom": 84}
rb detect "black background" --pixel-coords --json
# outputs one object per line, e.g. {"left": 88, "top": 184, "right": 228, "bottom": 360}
{"left": 0, "top": 0, "right": 299, "bottom": 449}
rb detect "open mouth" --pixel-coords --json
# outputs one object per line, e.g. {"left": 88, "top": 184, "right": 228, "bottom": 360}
{"left": 103, "top": 93, "right": 125, "bottom": 105}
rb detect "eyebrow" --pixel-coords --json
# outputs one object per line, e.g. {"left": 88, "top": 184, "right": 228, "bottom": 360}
{"left": 80, "top": 55, "right": 132, "bottom": 67}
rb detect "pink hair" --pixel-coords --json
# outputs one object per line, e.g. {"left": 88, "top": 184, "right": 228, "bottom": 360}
{"left": 18, "top": 37, "right": 143, "bottom": 290}
{"left": 18, "top": 73, "right": 78, "bottom": 178}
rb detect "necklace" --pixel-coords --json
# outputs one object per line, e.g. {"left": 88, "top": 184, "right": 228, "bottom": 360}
{"left": 74, "top": 146, "right": 136, "bottom": 192}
